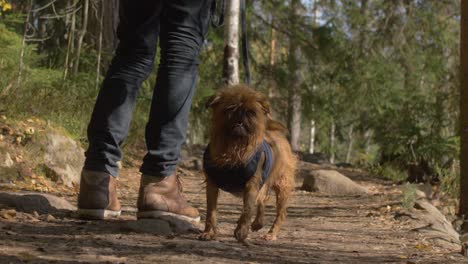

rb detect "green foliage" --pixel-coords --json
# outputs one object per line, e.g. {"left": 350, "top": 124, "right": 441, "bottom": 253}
{"left": 0, "top": 22, "right": 37, "bottom": 92}
{"left": 438, "top": 164, "right": 460, "bottom": 199}
{"left": 368, "top": 164, "right": 407, "bottom": 182}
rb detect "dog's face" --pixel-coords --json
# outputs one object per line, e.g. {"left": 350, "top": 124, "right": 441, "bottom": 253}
{"left": 206, "top": 85, "right": 270, "bottom": 141}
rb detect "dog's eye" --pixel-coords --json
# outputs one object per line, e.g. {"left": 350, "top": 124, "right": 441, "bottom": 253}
{"left": 225, "top": 104, "right": 237, "bottom": 113}
{"left": 246, "top": 110, "right": 256, "bottom": 117}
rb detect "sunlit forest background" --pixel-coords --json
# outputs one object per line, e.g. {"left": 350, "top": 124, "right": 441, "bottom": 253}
{"left": 0, "top": 0, "right": 460, "bottom": 196}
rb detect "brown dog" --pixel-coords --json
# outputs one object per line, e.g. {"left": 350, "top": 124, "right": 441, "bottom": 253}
{"left": 199, "top": 85, "right": 297, "bottom": 242}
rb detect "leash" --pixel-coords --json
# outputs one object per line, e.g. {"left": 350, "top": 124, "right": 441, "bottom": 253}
{"left": 211, "top": 0, "right": 251, "bottom": 85}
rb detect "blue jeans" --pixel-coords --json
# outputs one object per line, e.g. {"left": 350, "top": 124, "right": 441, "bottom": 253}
{"left": 84, "top": 0, "right": 212, "bottom": 177}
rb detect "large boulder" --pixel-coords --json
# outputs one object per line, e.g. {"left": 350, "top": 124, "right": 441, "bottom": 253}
{"left": 301, "top": 169, "right": 368, "bottom": 196}
{"left": 28, "top": 130, "right": 85, "bottom": 187}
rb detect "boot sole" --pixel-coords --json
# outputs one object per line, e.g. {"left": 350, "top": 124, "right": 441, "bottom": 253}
{"left": 137, "top": 210, "right": 200, "bottom": 223}
{"left": 77, "top": 209, "right": 121, "bottom": 220}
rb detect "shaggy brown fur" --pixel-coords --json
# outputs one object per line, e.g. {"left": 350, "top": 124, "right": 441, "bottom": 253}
{"left": 199, "top": 85, "right": 297, "bottom": 242}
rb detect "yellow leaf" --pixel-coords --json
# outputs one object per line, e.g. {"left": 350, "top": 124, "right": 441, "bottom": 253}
{"left": 4, "top": 3, "right": 11, "bottom": 11}
{"left": 415, "top": 243, "right": 429, "bottom": 250}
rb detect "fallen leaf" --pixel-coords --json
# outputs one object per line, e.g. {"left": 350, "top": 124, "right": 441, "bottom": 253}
{"left": 0, "top": 209, "right": 16, "bottom": 220}
{"left": 415, "top": 243, "right": 429, "bottom": 250}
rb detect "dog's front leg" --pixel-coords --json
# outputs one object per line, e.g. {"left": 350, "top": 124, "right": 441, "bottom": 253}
{"left": 234, "top": 155, "right": 264, "bottom": 242}
{"left": 199, "top": 180, "right": 219, "bottom": 241}
{"left": 234, "top": 181, "right": 258, "bottom": 242}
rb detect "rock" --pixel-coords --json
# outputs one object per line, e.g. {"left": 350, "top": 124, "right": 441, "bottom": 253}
{"left": 43, "top": 132, "right": 84, "bottom": 186}
{"left": 124, "top": 217, "right": 201, "bottom": 235}
{"left": 0, "top": 191, "right": 76, "bottom": 214}
{"left": 45, "top": 214, "right": 56, "bottom": 221}
{"left": 124, "top": 219, "right": 173, "bottom": 235}
{"left": 0, "top": 209, "right": 16, "bottom": 219}
{"left": 301, "top": 170, "right": 368, "bottom": 196}
{"left": 411, "top": 200, "right": 460, "bottom": 250}
{"left": 34, "top": 131, "right": 85, "bottom": 187}
{"left": 0, "top": 152, "right": 14, "bottom": 167}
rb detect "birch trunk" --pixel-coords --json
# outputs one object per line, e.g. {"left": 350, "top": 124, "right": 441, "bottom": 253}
{"left": 73, "top": 0, "right": 90, "bottom": 75}
{"left": 364, "top": 129, "right": 373, "bottom": 155}
{"left": 223, "top": 0, "right": 240, "bottom": 85}
{"left": 330, "top": 122, "right": 336, "bottom": 164}
{"left": 17, "top": 0, "right": 33, "bottom": 90}
{"left": 95, "top": 1, "right": 104, "bottom": 90}
{"left": 88, "top": 0, "right": 119, "bottom": 71}
{"left": 64, "top": 0, "right": 78, "bottom": 80}
{"left": 309, "top": 119, "right": 316, "bottom": 154}
{"left": 345, "top": 125, "right": 354, "bottom": 163}
{"left": 268, "top": 18, "right": 276, "bottom": 100}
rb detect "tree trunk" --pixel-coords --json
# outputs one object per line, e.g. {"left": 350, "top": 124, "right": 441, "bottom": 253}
{"left": 309, "top": 119, "right": 316, "bottom": 154}
{"left": 287, "top": 0, "right": 303, "bottom": 152}
{"left": 73, "top": 0, "right": 89, "bottom": 75}
{"left": 330, "top": 121, "right": 335, "bottom": 164}
{"left": 268, "top": 19, "right": 276, "bottom": 100}
{"left": 460, "top": 0, "right": 468, "bottom": 233}
{"left": 88, "top": 0, "right": 119, "bottom": 71}
{"left": 364, "top": 129, "right": 372, "bottom": 155}
{"left": 345, "top": 124, "right": 354, "bottom": 163}
{"left": 101, "top": 0, "right": 119, "bottom": 55}
{"left": 223, "top": 0, "right": 240, "bottom": 85}
{"left": 64, "top": 0, "right": 78, "bottom": 80}
{"left": 17, "top": 0, "right": 34, "bottom": 90}
{"left": 95, "top": 0, "right": 103, "bottom": 90}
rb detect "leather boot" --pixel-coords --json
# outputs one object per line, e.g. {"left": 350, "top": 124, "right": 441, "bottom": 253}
{"left": 137, "top": 173, "right": 200, "bottom": 222}
{"left": 77, "top": 170, "right": 121, "bottom": 220}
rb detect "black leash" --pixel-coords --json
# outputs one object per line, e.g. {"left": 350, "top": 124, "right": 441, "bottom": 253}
{"left": 211, "top": 0, "right": 251, "bottom": 85}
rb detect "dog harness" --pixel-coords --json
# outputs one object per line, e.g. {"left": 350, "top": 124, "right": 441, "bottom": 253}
{"left": 203, "top": 140, "right": 273, "bottom": 193}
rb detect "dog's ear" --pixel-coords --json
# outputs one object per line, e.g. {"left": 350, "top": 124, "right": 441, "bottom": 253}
{"left": 257, "top": 94, "right": 270, "bottom": 115}
{"left": 267, "top": 119, "right": 288, "bottom": 134}
{"left": 205, "top": 94, "right": 220, "bottom": 109}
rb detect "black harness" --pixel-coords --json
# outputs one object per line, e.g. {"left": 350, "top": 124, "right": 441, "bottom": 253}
{"left": 203, "top": 140, "right": 273, "bottom": 193}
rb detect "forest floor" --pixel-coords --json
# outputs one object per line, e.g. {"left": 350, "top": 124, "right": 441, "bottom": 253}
{"left": 0, "top": 145, "right": 467, "bottom": 263}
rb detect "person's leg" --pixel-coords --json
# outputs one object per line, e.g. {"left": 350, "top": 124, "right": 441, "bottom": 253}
{"left": 84, "top": 1, "right": 163, "bottom": 177}
{"left": 140, "top": 0, "right": 212, "bottom": 176}
{"left": 78, "top": 0, "right": 163, "bottom": 220}
{"left": 137, "top": 0, "right": 212, "bottom": 222}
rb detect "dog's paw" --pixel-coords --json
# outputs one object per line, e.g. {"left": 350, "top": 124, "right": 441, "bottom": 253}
{"left": 262, "top": 233, "right": 277, "bottom": 241}
{"left": 198, "top": 231, "right": 217, "bottom": 241}
{"left": 234, "top": 225, "right": 249, "bottom": 242}
{"left": 251, "top": 221, "right": 264, "bottom": 232}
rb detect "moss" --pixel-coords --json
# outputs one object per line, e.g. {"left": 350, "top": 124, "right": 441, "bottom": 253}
{"left": 33, "top": 164, "right": 59, "bottom": 182}
{"left": 0, "top": 166, "right": 20, "bottom": 183}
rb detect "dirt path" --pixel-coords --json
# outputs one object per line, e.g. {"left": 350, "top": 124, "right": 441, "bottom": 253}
{"left": 0, "top": 161, "right": 466, "bottom": 263}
